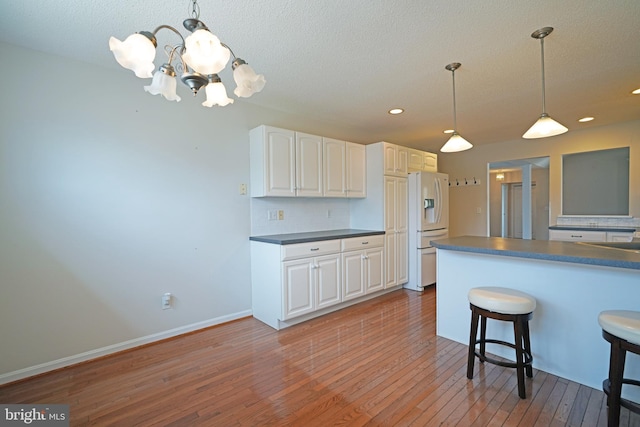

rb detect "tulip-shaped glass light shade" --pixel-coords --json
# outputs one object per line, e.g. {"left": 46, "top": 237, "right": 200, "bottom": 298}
{"left": 109, "top": 33, "right": 156, "bottom": 78}
{"left": 233, "top": 61, "right": 266, "bottom": 98}
{"left": 440, "top": 132, "right": 473, "bottom": 153}
{"left": 202, "top": 80, "right": 234, "bottom": 107}
{"left": 144, "top": 65, "right": 181, "bottom": 102}
{"left": 522, "top": 113, "right": 568, "bottom": 139}
{"left": 182, "top": 29, "right": 231, "bottom": 75}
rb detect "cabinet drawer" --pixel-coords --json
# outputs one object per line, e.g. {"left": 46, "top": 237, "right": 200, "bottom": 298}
{"left": 281, "top": 240, "right": 340, "bottom": 261}
{"left": 341, "top": 235, "right": 384, "bottom": 252}
{"left": 549, "top": 230, "right": 607, "bottom": 242}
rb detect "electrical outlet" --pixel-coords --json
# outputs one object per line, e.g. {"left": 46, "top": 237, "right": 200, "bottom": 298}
{"left": 162, "top": 293, "right": 172, "bottom": 310}
{"left": 239, "top": 183, "right": 247, "bottom": 195}
{"left": 278, "top": 210, "right": 284, "bottom": 220}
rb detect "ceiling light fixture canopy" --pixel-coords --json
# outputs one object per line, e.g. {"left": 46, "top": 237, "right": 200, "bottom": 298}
{"left": 109, "top": 0, "right": 265, "bottom": 107}
{"left": 440, "top": 63, "right": 473, "bottom": 153}
{"left": 522, "top": 27, "right": 567, "bottom": 139}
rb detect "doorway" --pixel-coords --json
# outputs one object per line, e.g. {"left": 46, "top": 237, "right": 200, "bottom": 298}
{"left": 489, "top": 157, "right": 549, "bottom": 240}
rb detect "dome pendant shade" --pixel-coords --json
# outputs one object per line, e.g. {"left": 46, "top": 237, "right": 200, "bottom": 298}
{"left": 523, "top": 113, "right": 568, "bottom": 139}
{"left": 441, "top": 132, "right": 473, "bottom": 153}
{"left": 440, "top": 62, "right": 473, "bottom": 153}
{"left": 523, "top": 27, "right": 568, "bottom": 139}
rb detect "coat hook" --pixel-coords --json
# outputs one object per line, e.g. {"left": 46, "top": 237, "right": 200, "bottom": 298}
{"left": 473, "top": 177, "right": 477, "bottom": 184}
{"left": 464, "top": 178, "right": 468, "bottom": 185}
{"left": 456, "top": 179, "right": 460, "bottom": 186}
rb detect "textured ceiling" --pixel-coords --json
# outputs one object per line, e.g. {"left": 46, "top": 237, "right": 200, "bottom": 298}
{"left": 1, "top": 0, "right": 639, "bottom": 152}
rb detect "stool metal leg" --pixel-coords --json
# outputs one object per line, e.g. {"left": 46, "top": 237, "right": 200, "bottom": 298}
{"left": 467, "top": 307, "right": 480, "bottom": 379}
{"left": 522, "top": 319, "right": 533, "bottom": 378}
{"left": 513, "top": 317, "right": 527, "bottom": 399}
{"left": 479, "top": 315, "right": 487, "bottom": 362}
{"left": 607, "top": 339, "right": 626, "bottom": 427}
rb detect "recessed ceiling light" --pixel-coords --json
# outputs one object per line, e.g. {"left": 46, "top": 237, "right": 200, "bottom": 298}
{"left": 443, "top": 129, "right": 454, "bottom": 134}
{"left": 632, "top": 88, "right": 640, "bottom": 95}
{"left": 388, "top": 108, "right": 404, "bottom": 115}
{"left": 578, "top": 117, "right": 594, "bottom": 122}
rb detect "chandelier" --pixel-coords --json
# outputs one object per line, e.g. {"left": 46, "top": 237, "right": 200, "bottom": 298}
{"left": 109, "top": 0, "right": 265, "bottom": 107}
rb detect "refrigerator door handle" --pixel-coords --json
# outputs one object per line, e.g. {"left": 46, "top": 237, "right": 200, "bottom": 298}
{"left": 434, "top": 178, "right": 442, "bottom": 224}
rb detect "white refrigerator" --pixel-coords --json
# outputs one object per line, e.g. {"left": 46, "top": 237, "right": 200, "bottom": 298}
{"left": 406, "top": 171, "right": 449, "bottom": 292}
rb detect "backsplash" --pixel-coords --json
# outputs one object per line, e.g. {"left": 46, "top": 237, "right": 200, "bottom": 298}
{"left": 251, "top": 198, "right": 351, "bottom": 235}
{"left": 556, "top": 216, "right": 640, "bottom": 228}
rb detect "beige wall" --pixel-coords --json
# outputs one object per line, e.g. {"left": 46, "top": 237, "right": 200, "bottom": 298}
{"left": 438, "top": 120, "right": 640, "bottom": 237}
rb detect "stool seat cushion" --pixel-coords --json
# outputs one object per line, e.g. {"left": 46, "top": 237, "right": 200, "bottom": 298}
{"left": 468, "top": 287, "right": 536, "bottom": 315}
{"left": 598, "top": 310, "right": 640, "bottom": 346}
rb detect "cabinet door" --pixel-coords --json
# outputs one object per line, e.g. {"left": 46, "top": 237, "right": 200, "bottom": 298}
{"left": 282, "top": 259, "right": 314, "bottom": 319}
{"left": 342, "top": 251, "right": 366, "bottom": 301}
{"left": 316, "top": 254, "right": 341, "bottom": 309}
{"left": 296, "top": 132, "right": 323, "bottom": 197}
{"left": 323, "top": 138, "right": 346, "bottom": 198}
{"left": 383, "top": 143, "right": 397, "bottom": 175}
{"left": 265, "top": 127, "right": 296, "bottom": 197}
{"left": 365, "top": 247, "right": 384, "bottom": 294}
{"left": 384, "top": 232, "right": 397, "bottom": 288}
{"left": 346, "top": 142, "right": 366, "bottom": 198}
{"left": 396, "top": 146, "right": 408, "bottom": 175}
{"left": 423, "top": 152, "right": 438, "bottom": 172}
{"left": 607, "top": 232, "right": 634, "bottom": 242}
{"left": 395, "top": 231, "right": 409, "bottom": 286}
{"left": 384, "top": 177, "right": 396, "bottom": 232}
{"left": 396, "top": 177, "right": 408, "bottom": 233}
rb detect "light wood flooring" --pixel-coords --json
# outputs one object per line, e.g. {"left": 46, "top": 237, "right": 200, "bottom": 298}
{"left": 2, "top": 286, "right": 639, "bottom": 426}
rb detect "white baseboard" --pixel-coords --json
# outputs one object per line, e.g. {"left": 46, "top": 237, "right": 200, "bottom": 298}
{"left": 0, "top": 310, "right": 252, "bottom": 385}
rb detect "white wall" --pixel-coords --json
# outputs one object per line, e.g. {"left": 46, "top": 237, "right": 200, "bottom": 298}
{"left": 0, "top": 42, "right": 358, "bottom": 382}
{"left": 438, "top": 120, "right": 640, "bottom": 237}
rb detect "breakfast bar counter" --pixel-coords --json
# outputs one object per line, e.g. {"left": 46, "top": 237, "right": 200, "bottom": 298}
{"left": 432, "top": 236, "right": 640, "bottom": 400}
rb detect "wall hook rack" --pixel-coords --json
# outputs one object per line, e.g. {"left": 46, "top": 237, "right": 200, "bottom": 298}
{"left": 449, "top": 176, "right": 481, "bottom": 187}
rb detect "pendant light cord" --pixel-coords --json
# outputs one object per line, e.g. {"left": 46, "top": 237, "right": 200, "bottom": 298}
{"left": 451, "top": 69, "right": 457, "bottom": 131}
{"left": 540, "top": 37, "right": 547, "bottom": 115}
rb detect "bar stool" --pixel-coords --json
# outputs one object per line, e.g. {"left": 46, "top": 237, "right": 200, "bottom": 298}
{"left": 467, "top": 287, "right": 536, "bottom": 399}
{"left": 599, "top": 310, "right": 640, "bottom": 427}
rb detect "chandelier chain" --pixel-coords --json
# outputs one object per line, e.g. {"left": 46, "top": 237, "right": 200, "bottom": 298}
{"left": 190, "top": 0, "right": 200, "bottom": 19}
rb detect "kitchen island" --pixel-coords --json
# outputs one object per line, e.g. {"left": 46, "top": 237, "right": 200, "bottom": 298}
{"left": 432, "top": 236, "right": 640, "bottom": 401}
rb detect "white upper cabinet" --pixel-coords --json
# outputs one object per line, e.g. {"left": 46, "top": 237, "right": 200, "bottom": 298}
{"left": 250, "top": 126, "right": 296, "bottom": 197}
{"left": 323, "top": 137, "right": 346, "bottom": 197}
{"left": 345, "top": 142, "right": 366, "bottom": 198}
{"left": 423, "top": 151, "right": 438, "bottom": 172}
{"left": 383, "top": 142, "right": 408, "bottom": 176}
{"left": 250, "top": 125, "right": 366, "bottom": 198}
{"left": 408, "top": 148, "right": 438, "bottom": 172}
{"left": 295, "top": 132, "right": 323, "bottom": 197}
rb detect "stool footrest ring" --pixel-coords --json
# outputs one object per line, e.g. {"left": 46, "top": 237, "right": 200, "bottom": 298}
{"left": 473, "top": 338, "right": 533, "bottom": 370}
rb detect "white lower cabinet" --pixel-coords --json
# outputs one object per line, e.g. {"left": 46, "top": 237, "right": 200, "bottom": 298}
{"left": 283, "top": 253, "right": 340, "bottom": 319}
{"left": 251, "top": 233, "right": 387, "bottom": 329}
{"left": 341, "top": 236, "right": 384, "bottom": 301}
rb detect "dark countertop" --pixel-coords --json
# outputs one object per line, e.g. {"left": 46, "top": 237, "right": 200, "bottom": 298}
{"left": 549, "top": 225, "right": 637, "bottom": 233}
{"left": 250, "top": 229, "right": 385, "bottom": 245}
{"left": 431, "top": 236, "right": 640, "bottom": 270}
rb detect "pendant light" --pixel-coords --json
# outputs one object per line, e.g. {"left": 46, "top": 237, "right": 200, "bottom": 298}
{"left": 522, "top": 27, "right": 568, "bottom": 139}
{"left": 440, "top": 63, "right": 473, "bottom": 153}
